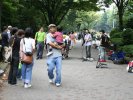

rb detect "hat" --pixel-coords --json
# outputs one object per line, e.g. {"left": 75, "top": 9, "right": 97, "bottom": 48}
{"left": 48, "top": 24, "right": 56, "bottom": 29}
{"left": 8, "top": 25, "right": 12, "bottom": 29}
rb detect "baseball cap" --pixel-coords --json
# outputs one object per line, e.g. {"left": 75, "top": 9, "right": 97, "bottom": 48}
{"left": 48, "top": 24, "right": 56, "bottom": 29}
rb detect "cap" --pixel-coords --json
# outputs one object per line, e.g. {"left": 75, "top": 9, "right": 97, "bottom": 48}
{"left": 48, "top": 24, "right": 56, "bottom": 29}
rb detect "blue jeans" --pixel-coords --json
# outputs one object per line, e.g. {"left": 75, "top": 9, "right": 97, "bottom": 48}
{"left": 98, "top": 46, "right": 106, "bottom": 60}
{"left": 47, "top": 57, "right": 62, "bottom": 84}
{"left": 21, "top": 62, "right": 33, "bottom": 84}
{"left": 36, "top": 42, "right": 44, "bottom": 58}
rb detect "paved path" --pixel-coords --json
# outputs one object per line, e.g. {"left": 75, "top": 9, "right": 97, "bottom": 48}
{"left": 1, "top": 41, "right": 133, "bottom": 100}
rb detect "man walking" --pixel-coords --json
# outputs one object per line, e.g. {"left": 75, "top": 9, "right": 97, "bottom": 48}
{"left": 35, "top": 27, "right": 46, "bottom": 59}
{"left": 46, "top": 24, "right": 63, "bottom": 87}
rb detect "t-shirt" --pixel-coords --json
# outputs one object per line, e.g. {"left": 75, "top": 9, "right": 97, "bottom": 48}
{"left": 53, "top": 32, "right": 63, "bottom": 43}
{"left": 101, "top": 34, "right": 110, "bottom": 47}
{"left": 84, "top": 34, "right": 92, "bottom": 46}
{"left": 35, "top": 32, "right": 46, "bottom": 42}
{"left": 20, "top": 38, "right": 35, "bottom": 53}
{"left": 46, "top": 33, "right": 62, "bottom": 58}
{"left": 12, "top": 36, "right": 21, "bottom": 57}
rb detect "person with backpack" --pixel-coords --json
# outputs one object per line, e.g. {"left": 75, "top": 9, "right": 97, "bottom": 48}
{"left": 99, "top": 30, "right": 110, "bottom": 62}
{"left": 35, "top": 27, "right": 46, "bottom": 60}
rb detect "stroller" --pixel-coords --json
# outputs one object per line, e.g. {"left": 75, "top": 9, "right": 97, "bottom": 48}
{"left": 96, "top": 46, "right": 107, "bottom": 68}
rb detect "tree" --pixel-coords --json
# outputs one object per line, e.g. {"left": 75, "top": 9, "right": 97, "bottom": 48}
{"left": 33, "top": 0, "right": 99, "bottom": 26}
{"left": 101, "top": 0, "right": 130, "bottom": 30}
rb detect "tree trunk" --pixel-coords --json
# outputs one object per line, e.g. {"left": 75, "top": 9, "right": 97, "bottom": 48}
{"left": 118, "top": 8, "right": 124, "bottom": 31}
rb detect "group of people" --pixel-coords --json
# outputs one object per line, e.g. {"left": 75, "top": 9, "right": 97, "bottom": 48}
{"left": 0, "top": 24, "right": 109, "bottom": 88}
{"left": 0, "top": 24, "right": 78, "bottom": 88}
{"left": 80, "top": 29, "right": 110, "bottom": 62}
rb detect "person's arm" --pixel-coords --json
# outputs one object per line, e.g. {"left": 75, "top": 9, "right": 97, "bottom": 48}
{"left": 32, "top": 39, "right": 35, "bottom": 53}
{"left": 19, "top": 39, "right": 23, "bottom": 59}
{"left": 34, "top": 32, "right": 38, "bottom": 40}
{"left": 46, "top": 34, "right": 62, "bottom": 50}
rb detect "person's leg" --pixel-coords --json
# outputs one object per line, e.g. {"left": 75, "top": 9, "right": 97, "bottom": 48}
{"left": 36, "top": 42, "right": 40, "bottom": 59}
{"left": 55, "top": 57, "right": 62, "bottom": 84}
{"left": 39, "top": 42, "right": 44, "bottom": 58}
{"left": 8, "top": 59, "right": 14, "bottom": 84}
{"left": 99, "top": 46, "right": 105, "bottom": 60}
{"left": 11, "top": 57, "right": 19, "bottom": 84}
{"left": 47, "top": 58, "right": 55, "bottom": 80}
{"left": 25, "top": 62, "right": 33, "bottom": 84}
{"left": 88, "top": 45, "right": 91, "bottom": 58}
{"left": 85, "top": 46, "right": 89, "bottom": 58}
{"left": 21, "top": 63, "right": 26, "bottom": 83}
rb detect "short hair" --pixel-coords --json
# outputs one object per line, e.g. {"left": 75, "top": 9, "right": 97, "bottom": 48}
{"left": 17, "top": 29, "right": 25, "bottom": 37}
{"left": 2, "top": 26, "right": 7, "bottom": 32}
{"left": 25, "top": 27, "right": 33, "bottom": 38}
{"left": 11, "top": 27, "right": 18, "bottom": 35}
{"left": 57, "top": 26, "right": 63, "bottom": 32}
{"left": 100, "top": 30, "right": 105, "bottom": 33}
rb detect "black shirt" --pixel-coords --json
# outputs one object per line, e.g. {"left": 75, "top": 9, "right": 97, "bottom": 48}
{"left": 101, "top": 34, "right": 110, "bottom": 48}
{"left": 12, "top": 36, "right": 21, "bottom": 57}
{"left": 2, "top": 31, "right": 9, "bottom": 47}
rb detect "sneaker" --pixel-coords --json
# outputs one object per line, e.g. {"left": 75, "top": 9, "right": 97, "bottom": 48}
{"left": 24, "top": 84, "right": 32, "bottom": 88}
{"left": 47, "top": 52, "right": 53, "bottom": 56}
{"left": 49, "top": 79, "right": 54, "bottom": 84}
{"left": 87, "top": 58, "right": 90, "bottom": 60}
{"left": 90, "top": 58, "right": 94, "bottom": 61}
{"left": 55, "top": 83, "right": 61, "bottom": 87}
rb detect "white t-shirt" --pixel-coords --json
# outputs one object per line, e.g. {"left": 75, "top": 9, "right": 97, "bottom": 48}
{"left": 20, "top": 38, "right": 35, "bottom": 53}
{"left": 84, "top": 34, "right": 92, "bottom": 46}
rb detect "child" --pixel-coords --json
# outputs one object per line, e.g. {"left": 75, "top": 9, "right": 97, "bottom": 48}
{"left": 47, "top": 26, "right": 63, "bottom": 56}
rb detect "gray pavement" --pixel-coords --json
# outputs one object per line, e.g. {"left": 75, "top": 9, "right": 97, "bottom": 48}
{"left": 1, "top": 41, "right": 133, "bottom": 100}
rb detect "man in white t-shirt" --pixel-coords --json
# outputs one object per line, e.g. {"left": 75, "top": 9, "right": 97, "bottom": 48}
{"left": 84, "top": 30, "right": 92, "bottom": 60}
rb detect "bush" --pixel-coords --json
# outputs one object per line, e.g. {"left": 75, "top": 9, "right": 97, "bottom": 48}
{"left": 110, "top": 28, "right": 120, "bottom": 38}
{"left": 110, "top": 38, "right": 123, "bottom": 46}
{"left": 126, "top": 17, "right": 133, "bottom": 29}
{"left": 111, "top": 32, "right": 122, "bottom": 39}
{"left": 122, "top": 45, "right": 133, "bottom": 57}
{"left": 122, "top": 28, "right": 133, "bottom": 45}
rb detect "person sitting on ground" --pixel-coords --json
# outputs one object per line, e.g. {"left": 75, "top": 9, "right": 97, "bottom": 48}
{"left": 47, "top": 26, "right": 64, "bottom": 56}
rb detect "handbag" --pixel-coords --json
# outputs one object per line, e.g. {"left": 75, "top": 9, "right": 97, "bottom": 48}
{"left": 21, "top": 39, "right": 33, "bottom": 64}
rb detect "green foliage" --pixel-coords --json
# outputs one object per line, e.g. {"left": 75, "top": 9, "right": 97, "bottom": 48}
{"left": 111, "top": 32, "right": 122, "bottom": 38}
{"left": 110, "top": 38, "right": 123, "bottom": 46}
{"left": 110, "top": 28, "right": 120, "bottom": 37}
{"left": 122, "top": 45, "right": 133, "bottom": 57}
{"left": 122, "top": 28, "right": 133, "bottom": 45}
{"left": 125, "top": 17, "right": 133, "bottom": 29}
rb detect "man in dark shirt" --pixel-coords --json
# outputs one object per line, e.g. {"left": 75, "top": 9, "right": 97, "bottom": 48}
{"left": 99, "top": 30, "right": 110, "bottom": 62}
{"left": 1, "top": 26, "right": 10, "bottom": 62}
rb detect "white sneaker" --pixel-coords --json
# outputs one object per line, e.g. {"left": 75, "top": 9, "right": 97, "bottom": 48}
{"left": 24, "top": 84, "right": 32, "bottom": 88}
{"left": 55, "top": 83, "right": 61, "bottom": 87}
{"left": 90, "top": 58, "right": 94, "bottom": 61}
{"left": 49, "top": 79, "right": 54, "bottom": 84}
{"left": 47, "top": 52, "right": 53, "bottom": 56}
{"left": 87, "top": 58, "right": 90, "bottom": 60}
